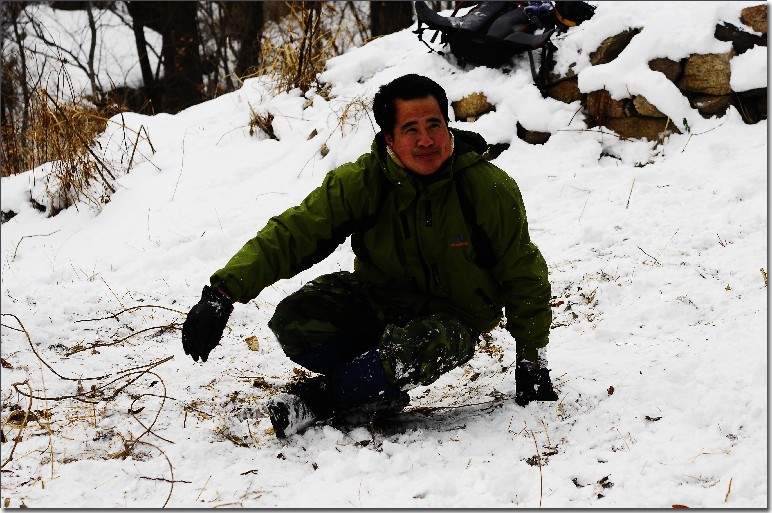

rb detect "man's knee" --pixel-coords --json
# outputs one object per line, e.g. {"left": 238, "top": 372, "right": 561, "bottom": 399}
{"left": 378, "top": 314, "right": 478, "bottom": 389}
{"left": 268, "top": 272, "right": 384, "bottom": 366}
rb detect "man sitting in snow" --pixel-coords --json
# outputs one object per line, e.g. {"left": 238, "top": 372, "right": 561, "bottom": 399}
{"left": 181, "top": 74, "right": 557, "bottom": 437}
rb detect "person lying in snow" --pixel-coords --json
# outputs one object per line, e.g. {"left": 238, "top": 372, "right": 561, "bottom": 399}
{"left": 181, "top": 74, "right": 557, "bottom": 438}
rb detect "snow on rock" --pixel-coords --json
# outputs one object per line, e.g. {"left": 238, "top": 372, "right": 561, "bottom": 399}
{"left": 731, "top": 44, "right": 768, "bottom": 91}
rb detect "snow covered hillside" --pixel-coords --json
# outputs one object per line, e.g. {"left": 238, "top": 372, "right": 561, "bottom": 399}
{"left": 1, "top": 2, "right": 767, "bottom": 508}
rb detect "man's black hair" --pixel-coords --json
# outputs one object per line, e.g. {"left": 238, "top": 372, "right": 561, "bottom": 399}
{"left": 373, "top": 74, "right": 449, "bottom": 136}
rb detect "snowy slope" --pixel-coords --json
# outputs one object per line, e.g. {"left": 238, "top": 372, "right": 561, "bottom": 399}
{"left": 0, "top": 2, "right": 767, "bottom": 508}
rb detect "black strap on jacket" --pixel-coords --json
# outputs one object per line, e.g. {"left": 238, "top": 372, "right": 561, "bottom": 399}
{"left": 454, "top": 167, "right": 496, "bottom": 270}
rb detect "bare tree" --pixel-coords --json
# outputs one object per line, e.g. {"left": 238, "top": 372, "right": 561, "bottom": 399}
{"left": 126, "top": 1, "right": 159, "bottom": 112}
{"left": 2, "top": 2, "right": 31, "bottom": 132}
{"left": 127, "top": 1, "right": 204, "bottom": 113}
{"left": 84, "top": 2, "right": 99, "bottom": 95}
{"left": 229, "top": 2, "right": 265, "bottom": 80}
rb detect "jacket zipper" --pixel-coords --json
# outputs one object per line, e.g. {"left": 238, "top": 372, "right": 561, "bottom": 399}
{"left": 431, "top": 263, "right": 442, "bottom": 289}
{"left": 425, "top": 201, "right": 442, "bottom": 290}
{"left": 399, "top": 212, "right": 411, "bottom": 239}
{"left": 414, "top": 182, "right": 433, "bottom": 292}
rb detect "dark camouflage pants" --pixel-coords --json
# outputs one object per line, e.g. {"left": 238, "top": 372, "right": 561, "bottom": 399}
{"left": 268, "top": 272, "right": 479, "bottom": 390}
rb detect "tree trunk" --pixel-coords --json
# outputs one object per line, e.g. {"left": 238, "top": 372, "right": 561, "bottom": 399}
{"left": 127, "top": 1, "right": 204, "bottom": 113}
{"left": 85, "top": 1, "right": 99, "bottom": 96}
{"left": 160, "top": 2, "right": 204, "bottom": 112}
{"left": 228, "top": 2, "right": 264, "bottom": 80}
{"left": 126, "top": 1, "right": 159, "bottom": 113}
{"left": 370, "top": 1, "right": 414, "bottom": 38}
{"left": 8, "top": 3, "right": 30, "bottom": 132}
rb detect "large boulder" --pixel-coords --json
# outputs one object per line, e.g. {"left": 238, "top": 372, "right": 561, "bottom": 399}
{"left": 677, "top": 51, "right": 735, "bottom": 95}
{"left": 516, "top": 122, "right": 551, "bottom": 145}
{"left": 741, "top": 4, "right": 767, "bottom": 34}
{"left": 452, "top": 92, "right": 495, "bottom": 121}
{"left": 585, "top": 89, "right": 632, "bottom": 122}
{"left": 589, "top": 28, "right": 642, "bottom": 65}
{"left": 604, "top": 117, "right": 680, "bottom": 141}
{"left": 632, "top": 96, "right": 667, "bottom": 118}
{"left": 714, "top": 22, "right": 767, "bottom": 54}
{"left": 689, "top": 94, "right": 732, "bottom": 117}
{"left": 648, "top": 57, "right": 683, "bottom": 83}
{"left": 547, "top": 77, "right": 583, "bottom": 104}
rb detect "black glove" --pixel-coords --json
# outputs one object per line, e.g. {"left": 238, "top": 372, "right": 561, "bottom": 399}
{"left": 515, "top": 360, "right": 558, "bottom": 406}
{"left": 182, "top": 285, "right": 233, "bottom": 362}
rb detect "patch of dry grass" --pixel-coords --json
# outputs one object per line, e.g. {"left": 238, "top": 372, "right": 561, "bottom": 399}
{"left": 253, "top": 2, "right": 367, "bottom": 95}
{"left": 1, "top": 87, "right": 126, "bottom": 215}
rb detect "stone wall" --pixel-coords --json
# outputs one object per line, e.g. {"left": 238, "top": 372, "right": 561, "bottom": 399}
{"left": 453, "top": 4, "right": 767, "bottom": 145}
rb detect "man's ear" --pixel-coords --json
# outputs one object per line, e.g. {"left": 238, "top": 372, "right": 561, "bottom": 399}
{"left": 384, "top": 133, "right": 394, "bottom": 147}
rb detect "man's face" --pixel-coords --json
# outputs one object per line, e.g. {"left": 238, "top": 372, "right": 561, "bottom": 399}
{"left": 384, "top": 96, "right": 452, "bottom": 176}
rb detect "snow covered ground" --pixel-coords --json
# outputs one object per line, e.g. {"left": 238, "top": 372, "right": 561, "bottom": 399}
{"left": 1, "top": 2, "right": 767, "bottom": 508}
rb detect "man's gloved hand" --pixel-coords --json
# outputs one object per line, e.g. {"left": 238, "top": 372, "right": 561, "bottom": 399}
{"left": 182, "top": 285, "right": 233, "bottom": 362}
{"left": 515, "top": 360, "right": 558, "bottom": 406}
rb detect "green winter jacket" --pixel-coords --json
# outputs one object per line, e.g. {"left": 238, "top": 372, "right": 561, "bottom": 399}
{"left": 211, "top": 128, "right": 551, "bottom": 360}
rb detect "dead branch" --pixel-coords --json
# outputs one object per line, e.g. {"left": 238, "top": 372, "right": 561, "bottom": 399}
{"left": 1, "top": 381, "right": 33, "bottom": 469}
{"left": 66, "top": 322, "right": 181, "bottom": 356}
{"left": 133, "top": 440, "right": 176, "bottom": 508}
{"left": 12, "top": 231, "right": 61, "bottom": 262}
{"left": 528, "top": 429, "right": 544, "bottom": 508}
{"left": 74, "top": 304, "right": 186, "bottom": 323}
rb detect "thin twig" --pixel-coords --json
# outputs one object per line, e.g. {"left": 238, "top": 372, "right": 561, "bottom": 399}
{"left": 4, "top": 313, "right": 175, "bottom": 390}
{"left": 37, "top": 362, "right": 55, "bottom": 480}
{"left": 681, "top": 119, "right": 727, "bottom": 153}
{"left": 577, "top": 197, "right": 590, "bottom": 225}
{"left": 657, "top": 229, "right": 679, "bottom": 261}
{"left": 133, "top": 440, "right": 176, "bottom": 508}
{"left": 1, "top": 381, "right": 33, "bottom": 469}
{"left": 13, "top": 361, "right": 170, "bottom": 403}
{"left": 196, "top": 475, "right": 212, "bottom": 501}
{"left": 74, "top": 304, "right": 186, "bottom": 323}
{"left": 2, "top": 313, "right": 109, "bottom": 381}
{"left": 528, "top": 429, "right": 544, "bottom": 508}
{"left": 12, "top": 231, "right": 60, "bottom": 262}
{"left": 127, "top": 122, "right": 144, "bottom": 171}
{"left": 625, "top": 178, "right": 635, "bottom": 209}
{"left": 128, "top": 373, "right": 174, "bottom": 445}
{"left": 171, "top": 128, "right": 191, "bottom": 201}
{"left": 140, "top": 476, "right": 191, "bottom": 484}
{"left": 637, "top": 246, "right": 661, "bottom": 265}
{"left": 539, "top": 417, "right": 552, "bottom": 448}
{"left": 67, "top": 322, "right": 181, "bottom": 355}
{"left": 141, "top": 125, "right": 156, "bottom": 153}
{"left": 101, "top": 277, "right": 124, "bottom": 309}
{"left": 3, "top": 317, "right": 174, "bottom": 408}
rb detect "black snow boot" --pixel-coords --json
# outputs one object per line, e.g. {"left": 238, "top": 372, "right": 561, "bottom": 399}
{"left": 266, "top": 393, "right": 318, "bottom": 439}
{"left": 267, "top": 375, "right": 339, "bottom": 438}
{"left": 335, "top": 390, "right": 411, "bottom": 425}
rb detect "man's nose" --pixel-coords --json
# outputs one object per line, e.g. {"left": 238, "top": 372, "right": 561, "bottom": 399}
{"left": 416, "top": 129, "right": 434, "bottom": 146}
